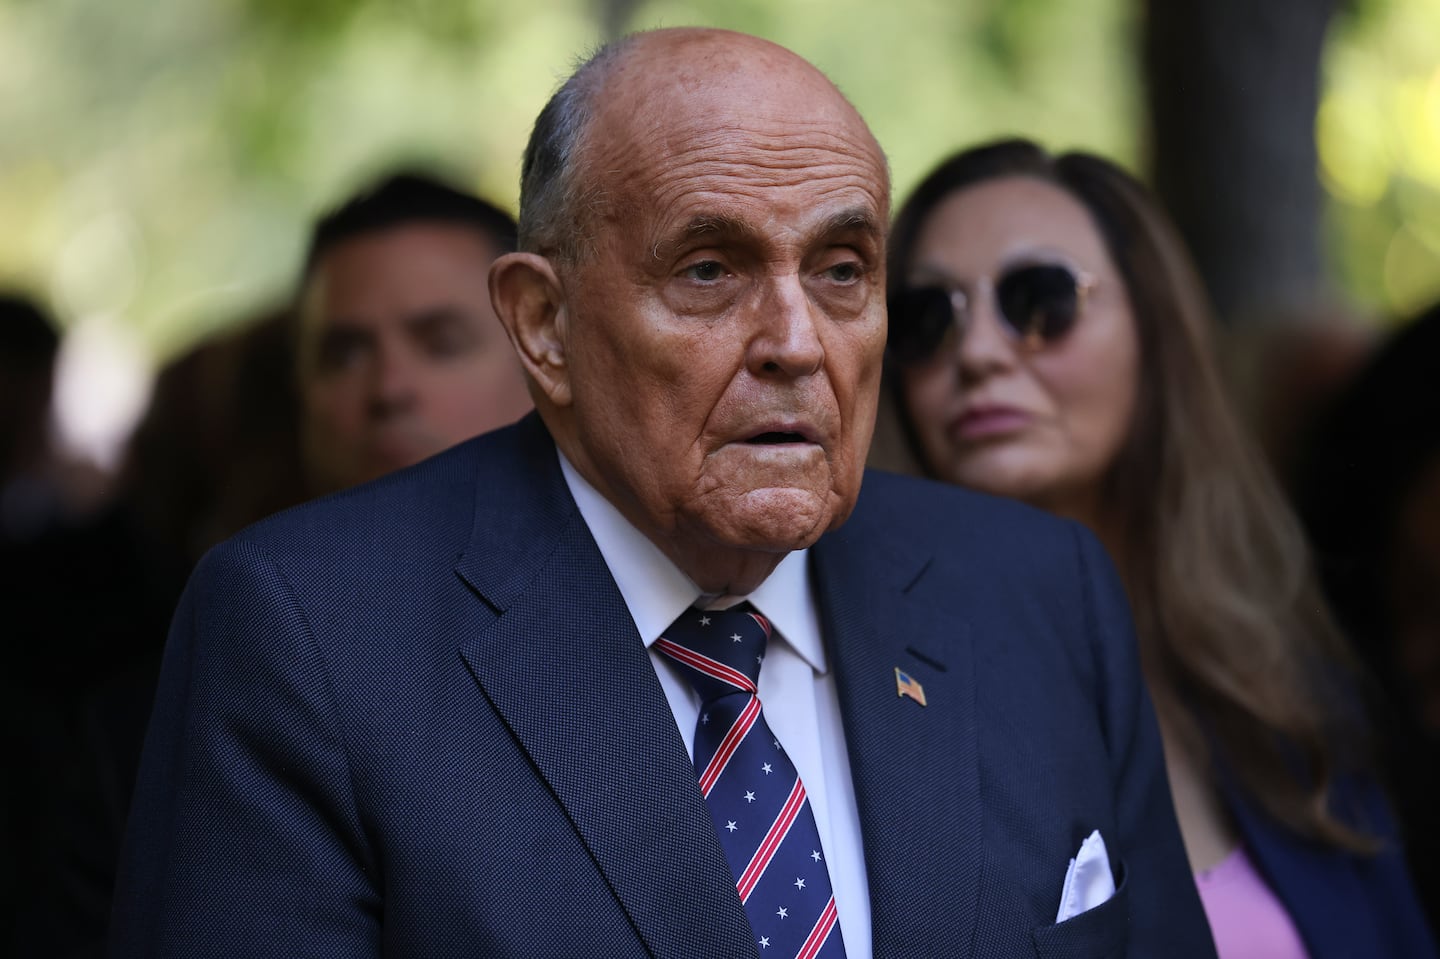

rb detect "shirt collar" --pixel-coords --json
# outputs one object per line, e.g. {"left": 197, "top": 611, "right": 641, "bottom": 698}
{"left": 557, "top": 449, "right": 827, "bottom": 675}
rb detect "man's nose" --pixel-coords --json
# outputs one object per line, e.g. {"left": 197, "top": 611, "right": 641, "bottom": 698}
{"left": 748, "top": 274, "right": 825, "bottom": 378}
{"left": 368, "top": 346, "right": 419, "bottom": 416}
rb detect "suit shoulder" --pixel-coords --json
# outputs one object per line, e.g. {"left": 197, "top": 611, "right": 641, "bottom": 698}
{"left": 236, "top": 439, "right": 482, "bottom": 561}
{"left": 226, "top": 417, "right": 560, "bottom": 585}
{"left": 842, "top": 470, "right": 1118, "bottom": 643}
{"left": 853, "top": 468, "right": 1079, "bottom": 547}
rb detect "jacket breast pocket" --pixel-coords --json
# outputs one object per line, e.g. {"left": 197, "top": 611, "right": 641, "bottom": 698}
{"left": 1030, "top": 860, "right": 1129, "bottom": 959}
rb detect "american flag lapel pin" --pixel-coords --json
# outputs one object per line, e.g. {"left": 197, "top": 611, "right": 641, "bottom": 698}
{"left": 894, "top": 667, "right": 927, "bottom": 707}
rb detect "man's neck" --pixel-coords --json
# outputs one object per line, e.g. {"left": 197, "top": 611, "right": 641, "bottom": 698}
{"left": 554, "top": 445, "right": 790, "bottom": 597}
{"left": 658, "top": 542, "right": 786, "bottom": 597}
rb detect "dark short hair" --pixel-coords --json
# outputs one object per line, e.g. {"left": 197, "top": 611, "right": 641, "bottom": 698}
{"left": 518, "top": 37, "right": 635, "bottom": 261}
{"left": 0, "top": 293, "right": 61, "bottom": 370}
{"left": 302, "top": 172, "right": 517, "bottom": 281}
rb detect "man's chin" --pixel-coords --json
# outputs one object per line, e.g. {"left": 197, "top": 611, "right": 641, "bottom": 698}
{"left": 364, "top": 439, "right": 441, "bottom": 477}
{"left": 694, "top": 486, "right": 846, "bottom": 553}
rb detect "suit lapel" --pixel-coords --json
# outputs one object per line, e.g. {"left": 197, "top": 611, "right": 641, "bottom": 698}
{"left": 813, "top": 515, "right": 983, "bottom": 956}
{"left": 454, "top": 418, "right": 758, "bottom": 959}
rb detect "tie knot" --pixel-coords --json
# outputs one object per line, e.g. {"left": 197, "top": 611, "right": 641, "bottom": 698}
{"left": 655, "top": 602, "right": 772, "bottom": 703}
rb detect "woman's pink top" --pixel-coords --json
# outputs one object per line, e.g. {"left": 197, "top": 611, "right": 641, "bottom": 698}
{"left": 1195, "top": 843, "right": 1311, "bottom": 959}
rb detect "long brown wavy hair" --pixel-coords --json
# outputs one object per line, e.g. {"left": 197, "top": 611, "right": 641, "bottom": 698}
{"left": 886, "top": 138, "right": 1372, "bottom": 850}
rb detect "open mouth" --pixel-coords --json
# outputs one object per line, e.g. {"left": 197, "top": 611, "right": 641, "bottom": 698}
{"left": 747, "top": 431, "right": 809, "bottom": 445}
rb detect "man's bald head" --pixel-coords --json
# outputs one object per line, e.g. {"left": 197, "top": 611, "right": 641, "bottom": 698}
{"left": 517, "top": 28, "right": 888, "bottom": 263}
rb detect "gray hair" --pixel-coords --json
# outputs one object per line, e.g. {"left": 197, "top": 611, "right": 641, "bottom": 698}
{"left": 517, "top": 37, "right": 637, "bottom": 263}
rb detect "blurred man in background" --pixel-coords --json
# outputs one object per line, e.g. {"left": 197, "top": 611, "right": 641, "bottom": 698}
{"left": 296, "top": 172, "right": 532, "bottom": 494}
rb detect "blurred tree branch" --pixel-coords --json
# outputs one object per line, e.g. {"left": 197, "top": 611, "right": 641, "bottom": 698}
{"left": 1144, "top": 0, "right": 1339, "bottom": 324}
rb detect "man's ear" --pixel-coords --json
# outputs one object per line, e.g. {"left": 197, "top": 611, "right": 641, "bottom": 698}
{"left": 490, "top": 252, "right": 572, "bottom": 408}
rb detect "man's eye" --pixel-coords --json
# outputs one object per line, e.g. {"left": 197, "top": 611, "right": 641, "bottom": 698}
{"left": 417, "top": 322, "right": 478, "bottom": 359}
{"left": 422, "top": 330, "right": 471, "bottom": 358}
{"left": 825, "top": 262, "right": 862, "bottom": 283}
{"left": 683, "top": 260, "right": 729, "bottom": 282}
{"left": 316, "top": 335, "right": 367, "bottom": 373}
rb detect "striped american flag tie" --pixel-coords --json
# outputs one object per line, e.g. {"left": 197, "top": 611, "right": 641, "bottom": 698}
{"left": 656, "top": 604, "right": 846, "bottom": 959}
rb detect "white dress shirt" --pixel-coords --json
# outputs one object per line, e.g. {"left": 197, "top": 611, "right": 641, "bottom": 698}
{"left": 559, "top": 452, "right": 872, "bottom": 957}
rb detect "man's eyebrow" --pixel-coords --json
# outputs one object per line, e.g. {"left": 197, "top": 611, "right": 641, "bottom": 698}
{"left": 681, "top": 213, "right": 760, "bottom": 241}
{"left": 653, "top": 207, "right": 883, "bottom": 260}
{"left": 403, "top": 306, "right": 469, "bottom": 332}
{"left": 316, "top": 319, "right": 371, "bottom": 342}
{"left": 816, "top": 207, "right": 883, "bottom": 240}
{"left": 650, "top": 214, "right": 760, "bottom": 260}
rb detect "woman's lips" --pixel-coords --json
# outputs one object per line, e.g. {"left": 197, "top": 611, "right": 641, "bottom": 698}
{"left": 948, "top": 406, "right": 1032, "bottom": 442}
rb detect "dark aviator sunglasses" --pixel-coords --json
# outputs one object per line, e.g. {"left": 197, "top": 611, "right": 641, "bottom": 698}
{"left": 886, "top": 263, "right": 1094, "bottom": 366}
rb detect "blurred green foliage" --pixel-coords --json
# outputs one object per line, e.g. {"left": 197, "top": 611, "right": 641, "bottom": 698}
{"left": 1322, "top": 0, "right": 1440, "bottom": 322}
{"left": 0, "top": 0, "right": 1436, "bottom": 364}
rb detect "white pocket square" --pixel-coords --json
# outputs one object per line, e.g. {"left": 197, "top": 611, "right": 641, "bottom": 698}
{"left": 1055, "top": 829, "right": 1117, "bottom": 923}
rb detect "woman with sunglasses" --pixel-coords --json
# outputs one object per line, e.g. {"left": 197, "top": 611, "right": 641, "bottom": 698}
{"left": 883, "top": 138, "right": 1435, "bottom": 959}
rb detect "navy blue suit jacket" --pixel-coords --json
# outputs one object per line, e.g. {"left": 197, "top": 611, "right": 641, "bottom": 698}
{"left": 1231, "top": 779, "right": 1437, "bottom": 959}
{"left": 109, "top": 415, "right": 1214, "bottom": 958}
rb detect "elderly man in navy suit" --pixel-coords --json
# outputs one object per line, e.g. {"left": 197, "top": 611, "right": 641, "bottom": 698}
{"left": 110, "top": 27, "right": 1215, "bottom": 959}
